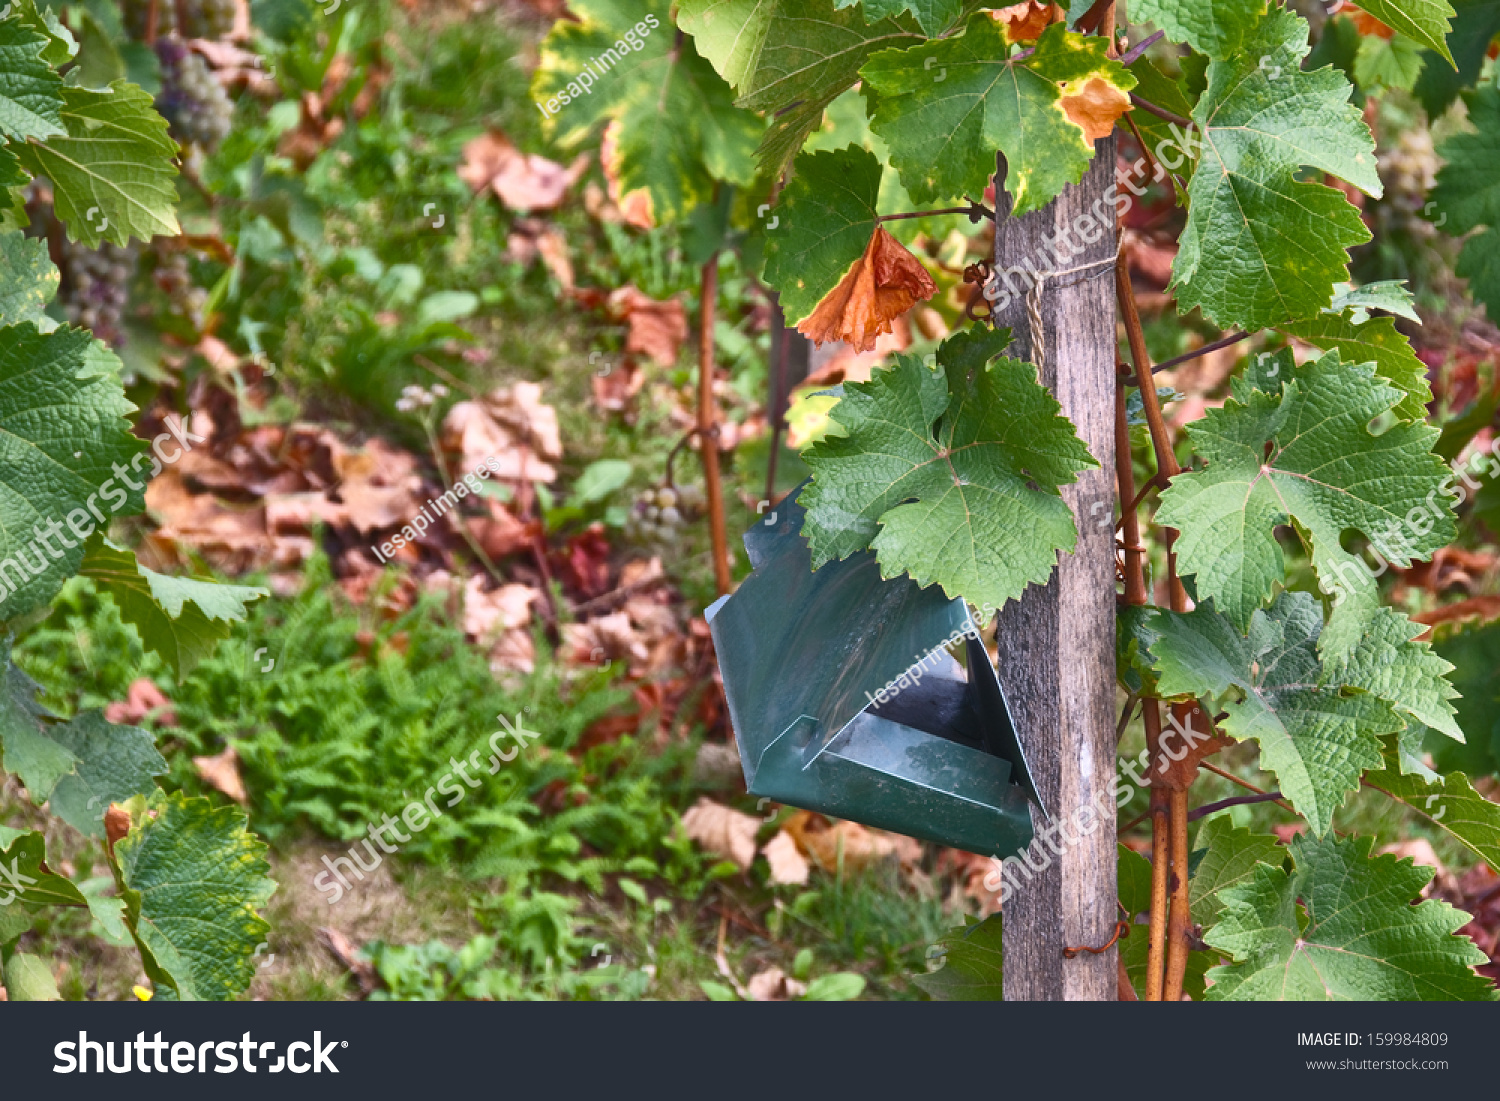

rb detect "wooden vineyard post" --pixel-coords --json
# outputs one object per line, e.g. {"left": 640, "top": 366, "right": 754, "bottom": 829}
{"left": 991, "top": 139, "right": 1119, "bottom": 1000}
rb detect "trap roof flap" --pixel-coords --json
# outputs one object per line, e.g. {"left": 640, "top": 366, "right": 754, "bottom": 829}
{"left": 705, "top": 482, "right": 1041, "bottom": 860}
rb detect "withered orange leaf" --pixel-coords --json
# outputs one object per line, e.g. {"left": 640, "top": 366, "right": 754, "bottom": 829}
{"left": 1058, "top": 75, "right": 1133, "bottom": 143}
{"left": 993, "top": 1, "right": 1063, "bottom": 42}
{"left": 797, "top": 227, "right": 937, "bottom": 353}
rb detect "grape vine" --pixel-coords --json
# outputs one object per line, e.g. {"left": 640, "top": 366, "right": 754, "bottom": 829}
{"left": 0, "top": 0, "right": 271, "bottom": 1001}
{"left": 606, "top": 0, "right": 1500, "bottom": 1000}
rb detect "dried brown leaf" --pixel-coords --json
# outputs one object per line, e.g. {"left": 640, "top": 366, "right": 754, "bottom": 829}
{"left": 797, "top": 228, "right": 937, "bottom": 353}
{"left": 681, "top": 797, "right": 759, "bottom": 871}
{"left": 1058, "top": 75, "right": 1133, "bottom": 143}
{"left": 458, "top": 131, "right": 586, "bottom": 212}
{"left": 192, "top": 746, "right": 247, "bottom": 805}
{"left": 761, "top": 830, "right": 811, "bottom": 886}
{"left": 993, "top": 1, "right": 1062, "bottom": 41}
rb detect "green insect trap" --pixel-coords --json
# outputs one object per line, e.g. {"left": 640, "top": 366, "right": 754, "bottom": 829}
{"left": 705, "top": 484, "right": 1041, "bottom": 860}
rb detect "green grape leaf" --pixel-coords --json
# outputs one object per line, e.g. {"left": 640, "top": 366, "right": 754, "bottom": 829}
{"left": 0, "top": 637, "right": 73, "bottom": 800}
{"left": 1171, "top": 8, "right": 1379, "bottom": 329}
{"left": 1276, "top": 311, "right": 1430, "bottom": 422}
{"left": 45, "top": 710, "right": 167, "bottom": 838}
{"left": 1318, "top": 604, "right": 1463, "bottom": 742}
{"left": 803, "top": 87, "right": 949, "bottom": 245}
{"left": 839, "top": 0, "right": 963, "bottom": 37}
{"left": 14, "top": 81, "right": 179, "bottom": 247}
{"left": 1155, "top": 349, "right": 1453, "bottom": 632}
{"left": 1150, "top": 592, "right": 1404, "bottom": 836}
{"left": 1365, "top": 742, "right": 1500, "bottom": 872}
{"left": 1429, "top": 618, "right": 1500, "bottom": 777}
{"left": 1190, "top": 816, "right": 1284, "bottom": 934}
{"left": 113, "top": 791, "right": 276, "bottom": 1001}
{"left": 680, "top": 0, "right": 927, "bottom": 178}
{"left": 0, "top": 828, "right": 88, "bottom": 907}
{"left": 1413, "top": 0, "right": 1500, "bottom": 118}
{"left": 0, "top": 16, "right": 65, "bottom": 140}
{"left": 0, "top": 900, "right": 29, "bottom": 941}
{"left": 1130, "top": 0, "right": 1267, "bottom": 59}
{"left": 1328, "top": 279, "right": 1420, "bottom": 323}
{"left": 1354, "top": 31, "right": 1428, "bottom": 93}
{"left": 679, "top": 0, "right": 921, "bottom": 110}
{"left": 6, "top": 0, "right": 76, "bottom": 67}
{"left": 1118, "top": 842, "right": 1154, "bottom": 917}
{"left": 762, "top": 146, "right": 882, "bottom": 324}
{"left": 801, "top": 326, "right": 1098, "bottom": 610}
{"left": 0, "top": 232, "right": 58, "bottom": 327}
{"left": 532, "top": 0, "right": 761, "bottom": 226}
{"left": 1124, "top": 56, "right": 1199, "bottom": 169}
{"left": 1430, "top": 82, "right": 1500, "bottom": 325}
{"left": 0, "top": 323, "right": 148, "bottom": 619}
{"left": 0, "top": 141, "right": 24, "bottom": 188}
{"left": 1117, "top": 603, "right": 1161, "bottom": 696}
{"left": 912, "top": 914, "right": 1002, "bottom": 1000}
{"left": 81, "top": 537, "right": 267, "bottom": 677}
{"left": 1205, "top": 833, "right": 1494, "bottom": 1000}
{"left": 3, "top": 952, "right": 60, "bottom": 999}
{"left": 1355, "top": 0, "right": 1457, "bottom": 64}
{"left": 861, "top": 18, "right": 1135, "bottom": 213}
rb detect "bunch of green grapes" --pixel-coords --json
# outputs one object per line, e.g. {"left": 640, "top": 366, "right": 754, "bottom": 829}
{"left": 1375, "top": 127, "right": 1438, "bottom": 240}
{"left": 153, "top": 248, "right": 208, "bottom": 330}
{"left": 625, "top": 483, "right": 706, "bottom": 545}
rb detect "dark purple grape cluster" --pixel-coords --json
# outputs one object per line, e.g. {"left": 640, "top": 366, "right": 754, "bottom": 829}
{"left": 59, "top": 239, "right": 138, "bottom": 348}
{"left": 154, "top": 37, "right": 233, "bottom": 151}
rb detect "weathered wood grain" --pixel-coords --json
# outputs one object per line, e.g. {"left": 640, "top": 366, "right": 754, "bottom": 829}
{"left": 990, "top": 139, "right": 1119, "bottom": 1001}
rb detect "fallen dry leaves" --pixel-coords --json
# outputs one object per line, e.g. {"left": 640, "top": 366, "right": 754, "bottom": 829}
{"left": 193, "top": 746, "right": 248, "bottom": 805}
{"left": 442, "top": 382, "right": 562, "bottom": 483}
{"left": 782, "top": 810, "right": 922, "bottom": 874}
{"left": 761, "top": 829, "right": 811, "bottom": 886}
{"left": 607, "top": 286, "right": 689, "bottom": 367}
{"left": 681, "top": 797, "right": 759, "bottom": 871}
{"left": 798, "top": 228, "right": 937, "bottom": 353}
{"left": 104, "top": 678, "right": 179, "bottom": 727}
{"left": 458, "top": 131, "right": 588, "bottom": 212}
{"left": 507, "top": 217, "right": 574, "bottom": 290}
{"left": 746, "top": 966, "right": 807, "bottom": 1001}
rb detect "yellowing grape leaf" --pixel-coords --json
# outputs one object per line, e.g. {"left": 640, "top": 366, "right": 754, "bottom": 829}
{"left": 861, "top": 18, "right": 1135, "bottom": 214}
{"left": 532, "top": 0, "right": 761, "bottom": 226}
